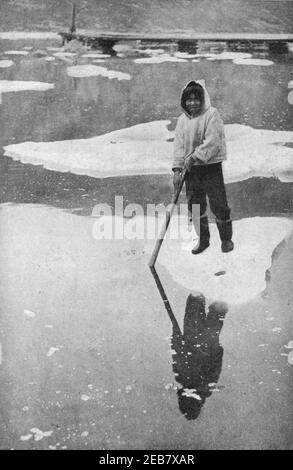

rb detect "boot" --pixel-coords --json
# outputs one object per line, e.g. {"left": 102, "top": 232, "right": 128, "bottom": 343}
{"left": 221, "top": 240, "right": 234, "bottom": 253}
{"left": 191, "top": 241, "right": 210, "bottom": 255}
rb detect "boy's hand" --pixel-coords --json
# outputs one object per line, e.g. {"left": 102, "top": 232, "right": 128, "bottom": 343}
{"left": 173, "top": 170, "right": 182, "bottom": 192}
{"left": 184, "top": 155, "right": 195, "bottom": 172}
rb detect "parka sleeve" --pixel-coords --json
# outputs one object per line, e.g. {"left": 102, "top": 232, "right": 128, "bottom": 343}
{"left": 193, "top": 110, "right": 225, "bottom": 164}
{"left": 172, "top": 118, "right": 185, "bottom": 170}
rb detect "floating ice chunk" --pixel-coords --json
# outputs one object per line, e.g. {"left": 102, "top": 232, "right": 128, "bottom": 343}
{"left": 92, "top": 59, "right": 106, "bottom": 63}
{"left": 284, "top": 340, "right": 293, "bottom": 349}
{"left": 24, "top": 309, "right": 36, "bottom": 318}
{"left": 288, "top": 350, "right": 293, "bottom": 365}
{"left": 288, "top": 80, "right": 293, "bottom": 89}
{"left": 30, "top": 428, "right": 53, "bottom": 441}
{"left": 22, "top": 406, "right": 29, "bottom": 411}
{"left": 141, "top": 48, "right": 165, "bottom": 55}
{"left": 272, "top": 327, "right": 282, "bottom": 333}
{"left": 3, "top": 120, "right": 173, "bottom": 177}
{"left": 233, "top": 58, "right": 274, "bottom": 66}
{"left": 182, "top": 388, "right": 202, "bottom": 400}
{"left": 0, "top": 80, "right": 54, "bottom": 94}
{"left": 82, "top": 53, "right": 110, "bottom": 58}
{"left": 145, "top": 216, "right": 293, "bottom": 305}
{"left": 49, "top": 445, "right": 57, "bottom": 450}
{"left": 0, "top": 60, "right": 14, "bottom": 68}
{"left": 81, "top": 431, "right": 89, "bottom": 437}
{"left": 174, "top": 52, "right": 199, "bottom": 59}
{"left": 20, "top": 434, "right": 32, "bottom": 441}
{"left": 46, "top": 347, "right": 59, "bottom": 357}
{"left": 81, "top": 394, "right": 90, "bottom": 401}
{"left": 67, "top": 64, "right": 131, "bottom": 80}
{"left": 4, "top": 122, "right": 293, "bottom": 183}
{"left": 45, "top": 324, "right": 53, "bottom": 328}
{"left": 4, "top": 50, "right": 29, "bottom": 55}
{"left": 134, "top": 54, "right": 187, "bottom": 64}
{"left": 45, "top": 57, "right": 55, "bottom": 62}
{"left": 0, "top": 32, "right": 59, "bottom": 40}
{"left": 53, "top": 52, "right": 77, "bottom": 58}
{"left": 207, "top": 52, "right": 252, "bottom": 61}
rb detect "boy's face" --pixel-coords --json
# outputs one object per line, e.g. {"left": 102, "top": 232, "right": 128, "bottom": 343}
{"left": 185, "top": 92, "right": 202, "bottom": 117}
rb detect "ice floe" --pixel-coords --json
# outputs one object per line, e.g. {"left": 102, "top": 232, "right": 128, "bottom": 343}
{"left": 46, "top": 347, "right": 59, "bottom": 357}
{"left": 144, "top": 216, "right": 293, "bottom": 305}
{"left": 0, "top": 80, "right": 54, "bottom": 94}
{"left": 53, "top": 52, "right": 77, "bottom": 58}
{"left": 67, "top": 64, "right": 131, "bottom": 80}
{"left": 0, "top": 60, "right": 14, "bottom": 68}
{"left": 134, "top": 54, "right": 187, "bottom": 64}
{"left": 4, "top": 50, "right": 29, "bottom": 56}
{"left": 206, "top": 52, "right": 252, "bottom": 61}
{"left": 30, "top": 428, "right": 53, "bottom": 441}
{"left": 288, "top": 80, "right": 293, "bottom": 89}
{"left": 0, "top": 32, "right": 59, "bottom": 40}
{"left": 81, "top": 394, "right": 90, "bottom": 401}
{"left": 24, "top": 309, "right": 36, "bottom": 318}
{"left": 3, "top": 121, "right": 293, "bottom": 183}
{"left": 82, "top": 53, "right": 111, "bottom": 59}
{"left": 284, "top": 340, "right": 293, "bottom": 349}
{"left": 233, "top": 58, "right": 274, "bottom": 66}
{"left": 20, "top": 434, "right": 32, "bottom": 441}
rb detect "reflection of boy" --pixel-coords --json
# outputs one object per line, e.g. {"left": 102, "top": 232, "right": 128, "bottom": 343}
{"left": 171, "top": 294, "right": 227, "bottom": 420}
{"left": 173, "top": 80, "right": 234, "bottom": 254}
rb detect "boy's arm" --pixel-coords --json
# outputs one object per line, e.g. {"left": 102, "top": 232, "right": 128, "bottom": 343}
{"left": 193, "top": 110, "right": 225, "bottom": 164}
{"left": 172, "top": 118, "right": 185, "bottom": 172}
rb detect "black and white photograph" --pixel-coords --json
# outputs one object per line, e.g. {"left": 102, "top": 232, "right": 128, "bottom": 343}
{"left": 0, "top": 0, "right": 293, "bottom": 455}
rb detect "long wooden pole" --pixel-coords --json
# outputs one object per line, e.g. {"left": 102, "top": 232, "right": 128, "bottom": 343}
{"left": 148, "top": 168, "right": 187, "bottom": 268}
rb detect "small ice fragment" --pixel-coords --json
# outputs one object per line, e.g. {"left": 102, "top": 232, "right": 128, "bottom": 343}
{"left": 81, "top": 431, "right": 89, "bottom": 437}
{"left": 47, "top": 347, "right": 59, "bottom": 357}
{"left": 0, "top": 60, "right": 14, "bottom": 68}
{"left": 22, "top": 406, "right": 29, "bottom": 411}
{"left": 265, "top": 317, "right": 275, "bottom": 321}
{"left": 55, "top": 391, "right": 61, "bottom": 394}
{"left": 258, "top": 344, "right": 268, "bottom": 347}
{"left": 81, "top": 394, "right": 90, "bottom": 401}
{"left": 284, "top": 340, "right": 293, "bottom": 349}
{"left": 125, "top": 386, "right": 132, "bottom": 391}
{"left": 182, "top": 388, "right": 202, "bottom": 400}
{"left": 272, "top": 327, "right": 282, "bottom": 333}
{"left": 20, "top": 434, "right": 32, "bottom": 441}
{"left": 49, "top": 445, "right": 56, "bottom": 450}
{"left": 45, "top": 324, "right": 53, "bottom": 328}
{"left": 24, "top": 309, "right": 36, "bottom": 318}
{"left": 104, "top": 390, "right": 109, "bottom": 394}
{"left": 30, "top": 428, "right": 53, "bottom": 441}
{"left": 5, "top": 50, "right": 29, "bottom": 55}
{"left": 143, "top": 410, "right": 147, "bottom": 414}
{"left": 87, "top": 384, "right": 93, "bottom": 389}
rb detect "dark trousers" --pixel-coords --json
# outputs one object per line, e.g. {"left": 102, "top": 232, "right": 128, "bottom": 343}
{"left": 185, "top": 163, "right": 232, "bottom": 243}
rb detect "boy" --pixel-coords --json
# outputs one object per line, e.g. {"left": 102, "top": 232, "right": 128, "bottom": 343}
{"left": 173, "top": 80, "right": 234, "bottom": 255}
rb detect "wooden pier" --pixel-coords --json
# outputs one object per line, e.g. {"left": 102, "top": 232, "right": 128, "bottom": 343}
{"left": 59, "top": 31, "right": 293, "bottom": 54}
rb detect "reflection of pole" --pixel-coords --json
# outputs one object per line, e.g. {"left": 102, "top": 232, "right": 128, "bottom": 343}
{"left": 70, "top": 3, "right": 76, "bottom": 34}
{"left": 150, "top": 266, "right": 182, "bottom": 336}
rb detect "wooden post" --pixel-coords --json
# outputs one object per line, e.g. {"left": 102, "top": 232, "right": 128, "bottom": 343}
{"left": 70, "top": 3, "right": 76, "bottom": 34}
